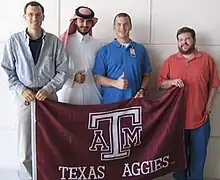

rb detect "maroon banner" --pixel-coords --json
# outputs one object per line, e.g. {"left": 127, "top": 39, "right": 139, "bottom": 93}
{"left": 34, "top": 87, "right": 186, "bottom": 180}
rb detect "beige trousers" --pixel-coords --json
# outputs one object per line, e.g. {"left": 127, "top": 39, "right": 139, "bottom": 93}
{"left": 14, "top": 93, "right": 57, "bottom": 180}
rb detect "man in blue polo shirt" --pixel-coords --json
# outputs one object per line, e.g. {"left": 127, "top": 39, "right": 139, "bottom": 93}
{"left": 93, "top": 12, "right": 151, "bottom": 104}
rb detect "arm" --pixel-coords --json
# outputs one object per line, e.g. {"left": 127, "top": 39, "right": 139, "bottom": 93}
{"left": 134, "top": 73, "right": 151, "bottom": 98}
{"left": 135, "top": 47, "right": 151, "bottom": 98}
{"left": 158, "top": 58, "right": 184, "bottom": 90}
{"left": 205, "top": 88, "right": 218, "bottom": 115}
{"left": 160, "top": 79, "right": 184, "bottom": 89}
{"left": 42, "top": 38, "right": 69, "bottom": 94}
{"left": 140, "top": 47, "right": 151, "bottom": 91}
{"left": 36, "top": 38, "right": 69, "bottom": 100}
{"left": 93, "top": 46, "right": 127, "bottom": 89}
{"left": 1, "top": 37, "right": 27, "bottom": 95}
{"left": 160, "top": 79, "right": 173, "bottom": 89}
{"left": 94, "top": 75, "right": 116, "bottom": 87}
{"left": 140, "top": 73, "right": 150, "bottom": 90}
{"left": 95, "top": 72, "right": 128, "bottom": 89}
{"left": 204, "top": 56, "right": 220, "bottom": 114}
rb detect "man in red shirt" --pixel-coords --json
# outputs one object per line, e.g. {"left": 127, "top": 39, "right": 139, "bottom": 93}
{"left": 158, "top": 27, "right": 220, "bottom": 180}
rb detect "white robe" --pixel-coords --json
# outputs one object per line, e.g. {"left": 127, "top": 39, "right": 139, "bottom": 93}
{"left": 58, "top": 31, "right": 102, "bottom": 105}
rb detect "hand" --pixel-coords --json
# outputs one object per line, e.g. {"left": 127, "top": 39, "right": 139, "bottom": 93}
{"left": 74, "top": 71, "right": 85, "bottom": 83}
{"left": 114, "top": 72, "right": 128, "bottom": 89}
{"left": 134, "top": 89, "right": 145, "bottom": 98}
{"left": 22, "top": 89, "right": 36, "bottom": 101}
{"left": 170, "top": 79, "right": 184, "bottom": 88}
{"left": 35, "top": 89, "right": 50, "bottom": 101}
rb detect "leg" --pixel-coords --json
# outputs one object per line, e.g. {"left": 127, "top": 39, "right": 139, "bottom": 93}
{"left": 15, "top": 95, "right": 32, "bottom": 180}
{"left": 173, "top": 130, "right": 190, "bottom": 180}
{"left": 188, "top": 120, "right": 211, "bottom": 180}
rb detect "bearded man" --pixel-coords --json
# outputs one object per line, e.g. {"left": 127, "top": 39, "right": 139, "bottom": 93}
{"left": 157, "top": 26, "right": 220, "bottom": 180}
{"left": 59, "top": 6, "right": 102, "bottom": 104}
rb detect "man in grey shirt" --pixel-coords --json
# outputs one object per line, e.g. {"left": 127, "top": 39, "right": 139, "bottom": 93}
{"left": 1, "top": 1, "right": 69, "bottom": 179}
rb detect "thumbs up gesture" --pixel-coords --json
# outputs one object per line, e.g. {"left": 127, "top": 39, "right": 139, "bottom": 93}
{"left": 114, "top": 72, "right": 128, "bottom": 89}
{"left": 74, "top": 71, "right": 86, "bottom": 83}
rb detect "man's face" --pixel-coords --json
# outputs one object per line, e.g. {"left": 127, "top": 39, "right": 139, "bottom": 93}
{"left": 177, "top": 32, "right": 196, "bottom": 55}
{"left": 114, "top": 16, "right": 131, "bottom": 40}
{"left": 75, "top": 18, "right": 93, "bottom": 35}
{"left": 24, "top": 5, "right": 44, "bottom": 31}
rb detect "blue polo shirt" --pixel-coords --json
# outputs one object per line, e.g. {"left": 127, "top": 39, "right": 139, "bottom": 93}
{"left": 93, "top": 39, "right": 151, "bottom": 104}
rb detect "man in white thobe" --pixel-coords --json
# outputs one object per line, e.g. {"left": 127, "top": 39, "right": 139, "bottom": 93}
{"left": 59, "top": 6, "right": 101, "bottom": 104}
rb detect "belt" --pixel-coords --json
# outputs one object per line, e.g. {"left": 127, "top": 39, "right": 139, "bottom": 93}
{"left": 28, "top": 87, "right": 42, "bottom": 92}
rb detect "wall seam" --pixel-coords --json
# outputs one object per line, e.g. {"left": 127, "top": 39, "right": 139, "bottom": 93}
{"left": 58, "top": 0, "right": 61, "bottom": 36}
{"left": 149, "top": 0, "right": 153, "bottom": 44}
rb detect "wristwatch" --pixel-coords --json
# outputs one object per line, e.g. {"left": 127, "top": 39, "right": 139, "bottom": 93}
{"left": 139, "top": 88, "right": 147, "bottom": 93}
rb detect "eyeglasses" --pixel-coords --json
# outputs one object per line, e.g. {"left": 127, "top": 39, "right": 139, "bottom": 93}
{"left": 25, "top": 13, "right": 43, "bottom": 18}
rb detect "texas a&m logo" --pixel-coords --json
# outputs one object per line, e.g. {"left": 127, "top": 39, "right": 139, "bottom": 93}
{"left": 88, "top": 107, "right": 142, "bottom": 161}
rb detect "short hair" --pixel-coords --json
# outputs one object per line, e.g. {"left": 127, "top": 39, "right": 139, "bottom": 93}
{"left": 24, "top": 1, "right": 44, "bottom": 14}
{"left": 176, "top": 27, "right": 196, "bottom": 40}
{"left": 113, "top": 12, "right": 132, "bottom": 26}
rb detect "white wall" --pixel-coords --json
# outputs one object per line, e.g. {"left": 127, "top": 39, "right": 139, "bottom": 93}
{"left": 0, "top": 0, "right": 219, "bottom": 179}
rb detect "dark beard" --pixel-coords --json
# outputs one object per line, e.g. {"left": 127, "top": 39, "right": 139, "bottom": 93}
{"left": 76, "top": 26, "right": 90, "bottom": 36}
{"left": 178, "top": 44, "right": 196, "bottom": 55}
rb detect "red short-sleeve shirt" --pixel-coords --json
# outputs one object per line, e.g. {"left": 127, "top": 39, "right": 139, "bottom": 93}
{"left": 158, "top": 51, "right": 220, "bottom": 129}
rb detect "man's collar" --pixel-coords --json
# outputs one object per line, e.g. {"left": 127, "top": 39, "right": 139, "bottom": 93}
{"left": 24, "top": 28, "right": 46, "bottom": 40}
{"left": 112, "top": 39, "right": 135, "bottom": 48}
{"left": 176, "top": 51, "right": 202, "bottom": 59}
{"left": 75, "top": 30, "right": 90, "bottom": 42}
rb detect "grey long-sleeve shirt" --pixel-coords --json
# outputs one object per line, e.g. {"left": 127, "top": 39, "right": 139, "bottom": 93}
{"left": 1, "top": 29, "right": 69, "bottom": 95}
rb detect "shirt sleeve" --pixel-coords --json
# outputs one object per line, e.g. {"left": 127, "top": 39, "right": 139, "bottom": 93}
{"left": 92, "top": 46, "right": 107, "bottom": 76}
{"left": 208, "top": 56, "right": 220, "bottom": 88}
{"left": 42, "top": 38, "right": 69, "bottom": 94}
{"left": 1, "top": 37, "right": 27, "bottom": 95}
{"left": 157, "top": 58, "right": 170, "bottom": 87}
{"left": 142, "top": 47, "right": 152, "bottom": 74}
